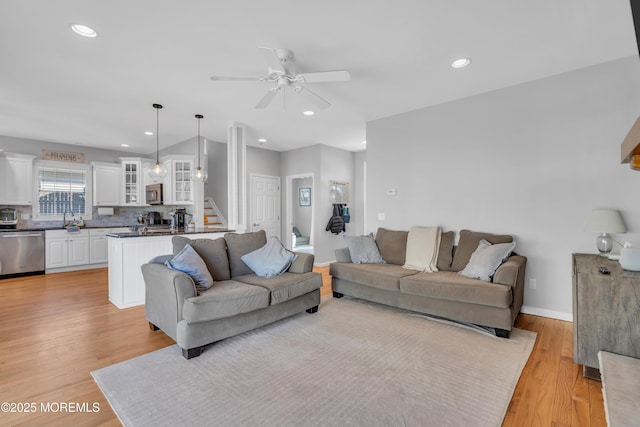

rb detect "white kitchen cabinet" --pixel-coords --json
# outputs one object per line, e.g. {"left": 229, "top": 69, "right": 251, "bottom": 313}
{"left": 120, "top": 158, "right": 153, "bottom": 206}
{"left": 0, "top": 152, "right": 35, "bottom": 205}
{"left": 161, "top": 155, "right": 194, "bottom": 205}
{"left": 45, "top": 229, "right": 90, "bottom": 269}
{"left": 92, "top": 162, "right": 121, "bottom": 206}
{"left": 89, "top": 228, "right": 130, "bottom": 264}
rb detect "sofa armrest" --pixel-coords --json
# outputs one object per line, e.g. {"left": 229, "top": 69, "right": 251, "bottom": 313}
{"left": 288, "top": 252, "right": 315, "bottom": 273}
{"left": 335, "top": 247, "right": 352, "bottom": 263}
{"left": 141, "top": 262, "right": 197, "bottom": 341}
{"left": 493, "top": 254, "right": 527, "bottom": 317}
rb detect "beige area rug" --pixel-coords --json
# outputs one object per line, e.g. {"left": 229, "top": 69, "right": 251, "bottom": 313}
{"left": 92, "top": 297, "right": 536, "bottom": 427}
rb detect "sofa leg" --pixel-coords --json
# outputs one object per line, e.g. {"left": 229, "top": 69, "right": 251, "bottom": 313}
{"left": 495, "top": 328, "right": 510, "bottom": 338}
{"left": 182, "top": 346, "right": 205, "bottom": 359}
{"left": 306, "top": 305, "right": 318, "bottom": 314}
{"left": 149, "top": 322, "right": 159, "bottom": 331}
{"left": 332, "top": 291, "right": 344, "bottom": 298}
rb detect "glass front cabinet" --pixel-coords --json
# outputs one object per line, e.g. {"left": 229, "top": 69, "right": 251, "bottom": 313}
{"left": 120, "top": 158, "right": 144, "bottom": 206}
{"left": 161, "top": 156, "right": 194, "bottom": 205}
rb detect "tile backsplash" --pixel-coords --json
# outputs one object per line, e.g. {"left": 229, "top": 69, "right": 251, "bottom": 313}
{"left": 3, "top": 205, "right": 195, "bottom": 229}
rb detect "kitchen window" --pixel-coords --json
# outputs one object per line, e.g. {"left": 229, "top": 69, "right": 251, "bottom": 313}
{"left": 33, "top": 161, "right": 92, "bottom": 221}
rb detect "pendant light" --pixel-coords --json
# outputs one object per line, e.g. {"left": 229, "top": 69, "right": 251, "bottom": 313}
{"left": 190, "top": 114, "right": 208, "bottom": 182}
{"left": 147, "top": 103, "right": 168, "bottom": 180}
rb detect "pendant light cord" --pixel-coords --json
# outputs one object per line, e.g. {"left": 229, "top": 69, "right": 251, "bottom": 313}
{"left": 153, "top": 103, "right": 163, "bottom": 164}
{"left": 195, "top": 114, "right": 204, "bottom": 170}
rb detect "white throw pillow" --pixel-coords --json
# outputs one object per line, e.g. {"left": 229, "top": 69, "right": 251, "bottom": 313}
{"left": 459, "top": 239, "right": 516, "bottom": 281}
{"left": 241, "top": 236, "right": 298, "bottom": 278}
{"left": 403, "top": 226, "right": 441, "bottom": 272}
{"left": 343, "top": 233, "right": 385, "bottom": 264}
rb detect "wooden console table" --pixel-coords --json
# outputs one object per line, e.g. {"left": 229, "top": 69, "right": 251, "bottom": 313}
{"left": 572, "top": 253, "right": 640, "bottom": 379}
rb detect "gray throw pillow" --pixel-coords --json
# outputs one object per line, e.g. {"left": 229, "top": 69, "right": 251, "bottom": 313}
{"left": 165, "top": 244, "right": 214, "bottom": 293}
{"left": 344, "top": 233, "right": 386, "bottom": 264}
{"left": 241, "top": 236, "right": 298, "bottom": 278}
{"left": 458, "top": 239, "right": 516, "bottom": 281}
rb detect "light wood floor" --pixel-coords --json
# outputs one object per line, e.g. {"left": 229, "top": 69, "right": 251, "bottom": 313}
{"left": 0, "top": 267, "right": 605, "bottom": 426}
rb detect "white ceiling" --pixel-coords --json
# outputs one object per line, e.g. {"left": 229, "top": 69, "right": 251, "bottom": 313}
{"left": 0, "top": 0, "right": 637, "bottom": 154}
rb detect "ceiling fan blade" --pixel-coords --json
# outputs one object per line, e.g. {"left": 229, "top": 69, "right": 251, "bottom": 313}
{"left": 255, "top": 89, "right": 279, "bottom": 109}
{"left": 298, "top": 70, "right": 351, "bottom": 83}
{"left": 210, "top": 75, "right": 262, "bottom": 81}
{"left": 258, "top": 46, "right": 286, "bottom": 73}
{"left": 299, "top": 86, "right": 331, "bottom": 109}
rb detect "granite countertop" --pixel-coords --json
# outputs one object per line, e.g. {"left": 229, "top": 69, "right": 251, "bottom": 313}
{"left": 107, "top": 227, "right": 233, "bottom": 238}
{"left": 1, "top": 225, "right": 135, "bottom": 232}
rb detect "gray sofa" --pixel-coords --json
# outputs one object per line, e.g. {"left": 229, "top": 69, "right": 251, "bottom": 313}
{"left": 141, "top": 230, "right": 322, "bottom": 359}
{"left": 330, "top": 228, "right": 526, "bottom": 337}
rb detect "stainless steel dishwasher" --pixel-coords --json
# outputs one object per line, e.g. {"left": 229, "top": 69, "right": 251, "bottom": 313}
{"left": 0, "top": 230, "right": 45, "bottom": 278}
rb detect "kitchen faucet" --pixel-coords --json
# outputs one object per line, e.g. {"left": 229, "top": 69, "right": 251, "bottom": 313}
{"left": 63, "top": 210, "right": 74, "bottom": 228}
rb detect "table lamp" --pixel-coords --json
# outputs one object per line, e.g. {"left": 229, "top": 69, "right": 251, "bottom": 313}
{"left": 584, "top": 209, "right": 627, "bottom": 256}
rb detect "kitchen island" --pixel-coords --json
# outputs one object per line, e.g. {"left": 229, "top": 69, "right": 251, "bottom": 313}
{"left": 107, "top": 227, "right": 233, "bottom": 309}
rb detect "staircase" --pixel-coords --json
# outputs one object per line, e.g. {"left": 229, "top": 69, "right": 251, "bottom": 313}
{"left": 203, "top": 197, "right": 227, "bottom": 228}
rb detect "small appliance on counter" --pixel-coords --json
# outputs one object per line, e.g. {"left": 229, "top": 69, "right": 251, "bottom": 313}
{"left": 146, "top": 211, "right": 163, "bottom": 226}
{"left": 174, "top": 208, "right": 187, "bottom": 230}
{"left": 146, "top": 183, "right": 163, "bottom": 205}
{"left": 0, "top": 208, "right": 18, "bottom": 229}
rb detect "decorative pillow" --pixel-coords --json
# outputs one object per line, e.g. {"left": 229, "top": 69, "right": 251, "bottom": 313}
{"left": 225, "top": 230, "right": 268, "bottom": 277}
{"left": 165, "top": 244, "right": 214, "bottom": 293}
{"left": 343, "top": 233, "right": 385, "bottom": 264}
{"left": 451, "top": 230, "right": 513, "bottom": 272}
{"left": 458, "top": 239, "right": 516, "bottom": 281}
{"left": 375, "top": 228, "right": 408, "bottom": 265}
{"left": 172, "top": 236, "right": 230, "bottom": 281}
{"left": 436, "top": 230, "right": 455, "bottom": 271}
{"left": 241, "top": 236, "right": 298, "bottom": 278}
{"left": 403, "top": 226, "right": 441, "bottom": 272}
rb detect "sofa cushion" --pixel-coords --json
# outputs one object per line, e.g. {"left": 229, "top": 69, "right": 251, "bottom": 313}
{"left": 450, "top": 229, "right": 513, "bottom": 272}
{"left": 225, "top": 230, "right": 268, "bottom": 277}
{"left": 165, "top": 244, "right": 214, "bottom": 293}
{"left": 344, "top": 233, "right": 385, "bottom": 264}
{"left": 234, "top": 272, "right": 322, "bottom": 305}
{"left": 181, "top": 280, "right": 270, "bottom": 323}
{"left": 437, "top": 231, "right": 455, "bottom": 271}
{"left": 400, "top": 271, "right": 512, "bottom": 308}
{"left": 459, "top": 239, "right": 516, "bottom": 281}
{"left": 173, "top": 235, "right": 231, "bottom": 281}
{"left": 375, "top": 228, "right": 408, "bottom": 265}
{"left": 241, "top": 236, "right": 297, "bottom": 278}
{"left": 403, "top": 226, "right": 441, "bottom": 272}
{"left": 330, "top": 262, "right": 419, "bottom": 292}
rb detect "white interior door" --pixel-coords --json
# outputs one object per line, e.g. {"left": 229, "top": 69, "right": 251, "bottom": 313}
{"left": 250, "top": 175, "right": 280, "bottom": 240}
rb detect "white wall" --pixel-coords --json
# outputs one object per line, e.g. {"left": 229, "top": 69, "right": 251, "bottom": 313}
{"left": 292, "top": 177, "right": 313, "bottom": 238}
{"left": 282, "top": 144, "right": 357, "bottom": 264}
{"left": 366, "top": 55, "right": 640, "bottom": 320}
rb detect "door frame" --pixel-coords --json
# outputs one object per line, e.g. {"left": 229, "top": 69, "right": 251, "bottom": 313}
{"left": 249, "top": 173, "right": 281, "bottom": 239}
{"left": 285, "top": 173, "right": 315, "bottom": 250}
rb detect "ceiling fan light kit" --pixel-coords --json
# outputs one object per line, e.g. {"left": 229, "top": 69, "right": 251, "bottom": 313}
{"left": 210, "top": 46, "right": 351, "bottom": 110}
{"left": 147, "top": 103, "right": 168, "bottom": 180}
{"left": 191, "top": 114, "right": 208, "bottom": 182}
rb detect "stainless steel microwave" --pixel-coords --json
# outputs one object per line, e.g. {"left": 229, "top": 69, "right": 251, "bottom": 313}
{"left": 145, "top": 183, "right": 163, "bottom": 205}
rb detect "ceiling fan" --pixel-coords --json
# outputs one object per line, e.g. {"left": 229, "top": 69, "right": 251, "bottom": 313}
{"left": 210, "top": 47, "right": 351, "bottom": 110}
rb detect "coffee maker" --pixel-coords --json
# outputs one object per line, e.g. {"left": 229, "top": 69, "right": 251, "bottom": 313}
{"left": 174, "top": 208, "right": 187, "bottom": 230}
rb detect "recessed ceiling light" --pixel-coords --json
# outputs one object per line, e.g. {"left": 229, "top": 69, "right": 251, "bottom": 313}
{"left": 451, "top": 58, "right": 471, "bottom": 69}
{"left": 362, "top": 140, "right": 367, "bottom": 145}
{"left": 258, "top": 138, "right": 267, "bottom": 143}
{"left": 302, "top": 110, "right": 315, "bottom": 116}
{"left": 144, "top": 131, "right": 153, "bottom": 136}
{"left": 70, "top": 24, "right": 98, "bottom": 38}
{"left": 121, "top": 144, "right": 129, "bottom": 147}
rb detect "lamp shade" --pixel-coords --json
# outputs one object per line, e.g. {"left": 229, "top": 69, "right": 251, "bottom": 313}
{"left": 584, "top": 209, "right": 627, "bottom": 234}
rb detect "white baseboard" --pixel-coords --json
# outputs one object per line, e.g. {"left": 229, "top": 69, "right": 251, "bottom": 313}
{"left": 314, "top": 260, "right": 334, "bottom": 268}
{"left": 521, "top": 305, "right": 573, "bottom": 322}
